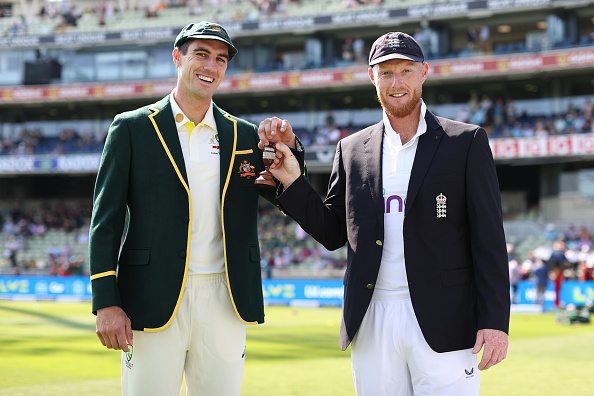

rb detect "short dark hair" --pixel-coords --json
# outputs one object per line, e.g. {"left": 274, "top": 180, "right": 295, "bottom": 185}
{"left": 178, "top": 40, "right": 191, "bottom": 55}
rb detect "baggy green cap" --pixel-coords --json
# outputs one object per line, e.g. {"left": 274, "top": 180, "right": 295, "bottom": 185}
{"left": 174, "top": 21, "right": 238, "bottom": 60}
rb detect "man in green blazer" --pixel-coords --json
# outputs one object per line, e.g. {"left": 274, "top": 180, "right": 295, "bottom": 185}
{"left": 89, "top": 21, "right": 304, "bottom": 395}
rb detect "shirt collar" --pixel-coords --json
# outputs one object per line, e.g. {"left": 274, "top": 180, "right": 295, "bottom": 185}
{"left": 382, "top": 100, "right": 427, "bottom": 146}
{"left": 170, "top": 91, "right": 217, "bottom": 132}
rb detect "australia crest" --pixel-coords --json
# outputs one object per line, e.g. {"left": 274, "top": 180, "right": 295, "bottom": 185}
{"left": 239, "top": 161, "right": 256, "bottom": 179}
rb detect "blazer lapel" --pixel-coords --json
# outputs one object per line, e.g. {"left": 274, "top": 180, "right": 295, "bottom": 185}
{"left": 148, "top": 96, "right": 189, "bottom": 186}
{"left": 364, "top": 121, "right": 385, "bottom": 227}
{"left": 405, "top": 111, "right": 443, "bottom": 215}
{"left": 213, "top": 103, "right": 235, "bottom": 197}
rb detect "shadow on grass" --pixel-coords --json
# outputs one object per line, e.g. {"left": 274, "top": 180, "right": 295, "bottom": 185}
{"left": 0, "top": 304, "right": 94, "bottom": 331}
{"left": 247, "top": 329, "right": 344, "bottom": 360}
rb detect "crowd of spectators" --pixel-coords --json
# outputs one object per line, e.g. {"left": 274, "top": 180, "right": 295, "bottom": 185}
{"left": 258, "top": 206, "right": 346, "bottom": 278}
{"left": 454, "top": 95, "right": 594, "bottom": 140}
{"left": 298, "top": 96, "right": 594, "bottom": 149}
{"left": 0, "top": 95, "right": 591, "bottom": 156}
{"left": 0, "top": 126, "right": 106, "bottom": 156}
{"left": 0, "top": 202, "right": 346, "bottom": 277}
{"left": 506, "top": 223, "right": 594, "bottom": 309}
{"left": 1, "top": 202, "right": 91, "bottom": 275}
{"left": 341, "top": 0, "right": 383, "bottom": 9}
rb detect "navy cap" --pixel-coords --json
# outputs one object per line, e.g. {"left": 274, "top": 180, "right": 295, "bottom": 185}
{"left": 174, "top": 21, "right": 238, "bottom": 60}
{"left": 369, "top": 32, "right": 424, "bottom": 66}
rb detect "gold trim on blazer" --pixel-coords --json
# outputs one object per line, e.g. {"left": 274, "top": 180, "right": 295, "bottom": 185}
{"left": 90, "top": 270, "right": 117, "bottom": 281}
{"left": 221, "top": 111, "right": 258, "bottom": 326}
{"left": 144, "top": 106, "right": 192, "bottom": 333}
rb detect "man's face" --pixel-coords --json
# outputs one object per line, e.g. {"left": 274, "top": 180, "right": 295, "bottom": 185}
{"left": 173, "top": 39, "right": 229, "bottom": 101}
{"left": 369, "top": 59, "right": 428, "bottom": 119}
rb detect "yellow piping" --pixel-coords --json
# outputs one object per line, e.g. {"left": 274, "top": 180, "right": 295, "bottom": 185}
{"left": 90, "top": 270, "right": 116, "bottom": 281}
{"left": 235, "top": 149, "right": 253, "bottom": 154}
{"left": 144, "top": 106, "right": 192, "bottom": 332}
{"left": 221, "top": 112, "right": 258, "bottom": 325}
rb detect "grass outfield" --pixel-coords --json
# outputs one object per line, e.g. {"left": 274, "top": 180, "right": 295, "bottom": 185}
{"left": 1, "top": 301, "right": 593, "bottom": 395}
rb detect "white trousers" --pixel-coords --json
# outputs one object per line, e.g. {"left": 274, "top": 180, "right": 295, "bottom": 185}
{"left": 351, "top": 290, "right": 479, "bottom": 396}
{"left": 121, "top": 273, "right": 247, "bottom": 396}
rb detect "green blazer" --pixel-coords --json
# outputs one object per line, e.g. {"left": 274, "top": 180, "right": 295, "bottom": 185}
{"left": 89, "top": 95, "right": 305, "bottom": 332}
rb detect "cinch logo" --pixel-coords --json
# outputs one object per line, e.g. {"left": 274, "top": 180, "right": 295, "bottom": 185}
{"left": 383, "top": 188, "right": 406, "bottom": 214}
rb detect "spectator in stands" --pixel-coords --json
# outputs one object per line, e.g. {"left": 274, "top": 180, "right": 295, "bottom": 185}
{"left": 521, "top": 122, "right": 535, "bottom": 137}
{"left": 576, "top": 245, "right": 593, "bottom": 281}
{"left": 353, "top": 37, "right": 365, "bottom": 63}
{"left": 479, "top": 24, "right": 490, "bottom": 52}
{"left": 492, "top": 98, "right": 505, "bottom": 128}
{"left": 577, "top": 226, "right": 593, "bottom": 249}
{"left": 468, "top": 91, "right": 480, "bottom": 114}
{"left": 324, "top": 110, "right": 336, "bottom": 127}
{"left": 413, "top": 28, "right": 429, "bottom": 57}
{"left": 328, "top": 124, "right": 342, "bottom": 144}
{"left": 551, "top": 261, "right": 564, "bottom": 308}
{"left": 313, "top": 126, "right": 330, "bottom": 146}
{"left": 269, "top": 31, "right": 509, "bottom": 394}
{"left": 3, "top": 235, "right": 18, "bottom": 267}
{"left": 455, "top": 106, "right": 470, "bottom": 123}
{"left": 89, "top": 21, "right": 305, "bottom": 396}
{"left": 505, "top": 98, "right": 517, "bottom": 125}
{"left": 509, "top": 258, "right": 521, "bottom": 304}
{"left": 521, "top": 251, "right": 537, "bottom": 280}
{"left": 533, "top": 258, "right": 549, "bottom": 306}
{"left": 553, "top": 115, "right": 567, "bottom": 134}
{"left": 548, "top": 239, "right": 569, "bottom": 277}
{"left": 342, "top": 37, "right": 354, "bottom": 61}
{"left": 534, "top": 119, "right": 548, "bottom": 137}
{"left": 467, "top": 26, "right": 478, "bottom": 51}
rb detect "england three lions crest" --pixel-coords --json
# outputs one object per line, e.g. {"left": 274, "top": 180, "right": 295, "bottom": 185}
{"left": 436, "top": 193, "right": 447, "bottom": 218}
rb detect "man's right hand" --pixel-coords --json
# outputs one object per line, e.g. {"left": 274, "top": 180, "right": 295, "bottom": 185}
{"left": 269, "top": 142, "right": 301, "bottom": 188}
{"left": 96, "top": 306, "right": 133, "bottom": 352}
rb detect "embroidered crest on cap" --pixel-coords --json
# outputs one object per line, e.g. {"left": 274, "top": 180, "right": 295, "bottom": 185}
{"left": 205, "top": 24, "right": 223, "bottom": 33}
{"left": 387, "top": 34, "right": 407, "bottom": 49}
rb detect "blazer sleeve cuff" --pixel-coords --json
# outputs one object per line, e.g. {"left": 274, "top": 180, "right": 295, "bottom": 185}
{"left": 91, "top": 274, "right": 122, "bottom": 315}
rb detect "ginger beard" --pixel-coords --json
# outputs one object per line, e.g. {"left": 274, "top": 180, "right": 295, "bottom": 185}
{"left": 376, "top": 85, "right": 422, "bottom": 119}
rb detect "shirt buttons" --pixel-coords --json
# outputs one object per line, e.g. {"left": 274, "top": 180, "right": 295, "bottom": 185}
{"left": 376, "top": 240, "right": 382, "bottom": 246}
{"left": 366, "top": 284, "right": 374, "bottom": 290}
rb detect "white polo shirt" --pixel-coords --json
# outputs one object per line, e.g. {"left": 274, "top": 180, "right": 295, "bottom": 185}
{"left": 376, "top": 100, "right": 427, "bottom": 291}
{"left": 170, "top": 94, "right": 224, "bottom": 275}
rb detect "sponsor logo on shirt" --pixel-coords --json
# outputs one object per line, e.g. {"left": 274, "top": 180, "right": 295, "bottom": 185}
{"left": 383, "top": 189, "right": 406, "bottom": 214}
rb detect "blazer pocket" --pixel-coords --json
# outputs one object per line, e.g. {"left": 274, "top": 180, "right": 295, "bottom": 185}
{"left": 424, "top": 172, "right": 457, "bottom": 185}
{"left": 234, "top": 151, "right": 260, "bottom": 186}
{"left": 119, "top": 248, "right": 150, "bottom": 266}
{"left": 441, "top": 267, "right": 473, "bottom": 287}
{"left": 250, "top": 244, "right": 261, "bottom": 263}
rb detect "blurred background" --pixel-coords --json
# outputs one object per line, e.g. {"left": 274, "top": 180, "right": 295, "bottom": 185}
{"left": 0, "top": 0, "right": 593, "bottom": 310}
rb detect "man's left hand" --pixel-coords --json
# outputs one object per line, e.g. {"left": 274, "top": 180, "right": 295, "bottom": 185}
{"left": 258, "top": 116, "right": 296, "bottom": 149}
{"left": 472, "top": 329, "right": 508, "bottom": 370}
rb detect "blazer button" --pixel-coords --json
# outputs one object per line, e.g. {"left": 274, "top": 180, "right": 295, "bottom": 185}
{"left": 180, "top": 251, "right": 186, "bottom": 258}
{"left": 366, "top": 284, "right": 374, "bottom": 290}
{"left": 376, "top": 240, "right": 382, "bottom": 246}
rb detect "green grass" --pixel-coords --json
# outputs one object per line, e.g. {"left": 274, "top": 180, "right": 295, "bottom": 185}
{"left": 1, "top": 301, "right": 593, "bottom": 395}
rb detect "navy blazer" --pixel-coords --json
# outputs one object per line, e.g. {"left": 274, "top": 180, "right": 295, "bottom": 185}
{"left": 278, "top": 110, "right": 510, "bottom": 352}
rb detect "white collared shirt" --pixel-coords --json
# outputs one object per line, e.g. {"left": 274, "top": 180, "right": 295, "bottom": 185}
{"left": 170, "top": 93, "right": 224, "bottom": 275}
{"left": 376, "top": 100, "right": 427, "bottom": 291}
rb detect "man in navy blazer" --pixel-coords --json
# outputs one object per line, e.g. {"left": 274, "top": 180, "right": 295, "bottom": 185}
{"left": 265, "top": 32, "right": 510, "bottom": 395}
